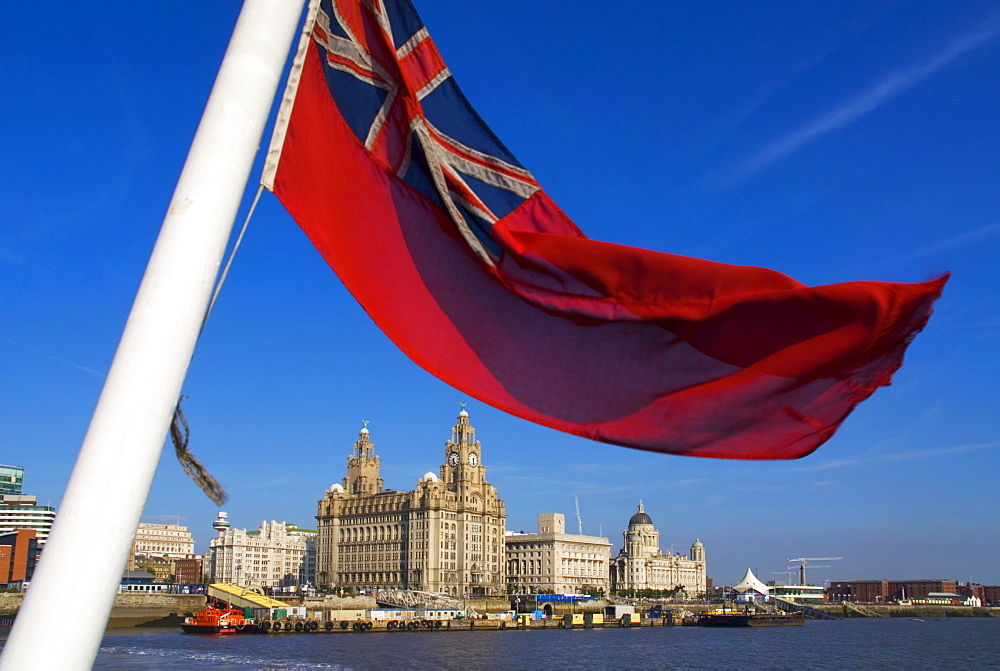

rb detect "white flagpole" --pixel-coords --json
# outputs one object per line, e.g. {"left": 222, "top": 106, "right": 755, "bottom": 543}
{"left": 0, "top": 1, "right": 306, "bottom": 668}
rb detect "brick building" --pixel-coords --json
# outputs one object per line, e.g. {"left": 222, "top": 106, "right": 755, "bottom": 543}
{"left": 174, "top": 557, "right": 203, "bottom": 584}
{"left": 826, "top": 579, "right": 962, "bottom": 603}
{"left": 0, "top": 529, "right": 39, "bottom": 584}
{"left": 889, "top": 580, "right": 957, "bottom": 600}
{"left": 975, "top": 585, "right": 1000, "bottom": 606}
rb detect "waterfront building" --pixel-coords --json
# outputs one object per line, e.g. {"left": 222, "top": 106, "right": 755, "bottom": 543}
{"left": 733, "top": 567, "right": 827, "bottom": 604}
{"left": 770, "top": 583, "right": 826, "bottom": 603}
{"left": 127, "top": 522, "right": 196, "bottom": 579}
{"left": 609, "top": 502, "right": 707, "bottom": 595}
{"left": 732, "top": 566, "right": 770, "bottom": 602}
{"left": 131, "top": 522, "right": 196, "bottom": 560}
{"left": 919, "top": 592, "right": 980, "bottom": 606}
{"left": 890, "top": 579, "right": 958, "bottom": 601}
{"left": 826, "top": 581, "right": 852, "bottom": 602}
{"left": 828, "top": 579, "right": 886, "bottom": 603}
{"left": 827, "top": 579, "right": 961, "bottom": 603}
{"left": 136, "top": 555, "right": 173, "bottom": 582}
{"left": 174, "top": 557, "right": 203, "bottom": 584}
{"left": 315, "top": 408, "right": 507, "bottom": 596}
{"left": 0, "top": 494, "right": 56, "bottom": 545}
{"left": 0, "top": 529, "right": 40, "bottom": 584}
{"left": 505, "top": 513, "right": 611, "bottom": 595}
{"left": 980, "top": 585, "right": 1000, "bottom": 606}
{"left": 207, "top": 514, "right": 317, "bottom": 589}
{"left": 0, "top": 466, "right": 24, "bottom": 496}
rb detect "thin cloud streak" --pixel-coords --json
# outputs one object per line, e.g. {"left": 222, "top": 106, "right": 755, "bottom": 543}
{"left": 48, "top": 355, "right": 105, "bottom": 379}
{"left": 784, "top": 440, "right": 1000, "bottom": 473}
{"left": 890, "top": 222, "right": 1000, "bottom": 263}
{"left": 1, "top": 337, "right": 106, "bottom": 379}
{"left": 731, "top": 16, "right": 1000, "bottom": 182}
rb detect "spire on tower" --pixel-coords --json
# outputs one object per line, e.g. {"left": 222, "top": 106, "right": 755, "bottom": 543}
{"left": 354, "top": 422, "right": 375, "bottom": 458}
{"left": 346, "top": 422, "right": 383, "bottom": 495}
{"left": 452, "top": 402, "right": 475, "bottom": 444}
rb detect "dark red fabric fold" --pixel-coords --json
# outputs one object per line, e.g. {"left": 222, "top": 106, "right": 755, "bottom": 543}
{"left": 270, "top": 6, "right": 946, "bottom": 459}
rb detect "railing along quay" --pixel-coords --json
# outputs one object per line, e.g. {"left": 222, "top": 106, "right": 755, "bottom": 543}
{"left": 256, "top": 613, "right": 670, "bottom": 634}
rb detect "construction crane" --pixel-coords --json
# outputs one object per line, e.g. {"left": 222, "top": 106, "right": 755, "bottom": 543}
{"left": 574, "top": 497, "right": 583, "bottom": 534}
{"left": 789, "top": 564, "right": 832, "bottom": 581}
{"left": 786, "top": 557, "right": 842, "bottom": 585}
{"left": 772, "top": 570, "right": 797, "bottom": 584}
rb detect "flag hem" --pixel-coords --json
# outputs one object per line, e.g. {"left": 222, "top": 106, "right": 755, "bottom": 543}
{"left": 262, "top": 0, "right": 321, "bottom": 191}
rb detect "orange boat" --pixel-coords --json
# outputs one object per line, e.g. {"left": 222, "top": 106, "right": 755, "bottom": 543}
{"left": 181, "top": 606, "right": 255, "bottom": 635}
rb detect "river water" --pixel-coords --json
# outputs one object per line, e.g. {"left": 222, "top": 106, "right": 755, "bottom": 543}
{"left": 87, "top": 618, "right": 998, "bottom": 669}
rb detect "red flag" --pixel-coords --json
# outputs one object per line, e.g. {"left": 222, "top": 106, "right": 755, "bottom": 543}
{"left": 263, "top": 0, "right": 946, "bottom": 459}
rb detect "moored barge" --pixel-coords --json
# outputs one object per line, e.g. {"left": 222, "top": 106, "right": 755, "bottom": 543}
{"left": 697, "top": 611, "right": 804, "bottom": 627}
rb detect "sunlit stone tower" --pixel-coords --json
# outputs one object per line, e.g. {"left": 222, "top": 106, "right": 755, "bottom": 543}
{"left": 315, "top": 406, "right": 506, "bottom": 596}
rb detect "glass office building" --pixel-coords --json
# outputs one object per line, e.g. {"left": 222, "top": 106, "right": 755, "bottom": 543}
{"left": 0, "top": 465, "right": 24, "bottom": 495}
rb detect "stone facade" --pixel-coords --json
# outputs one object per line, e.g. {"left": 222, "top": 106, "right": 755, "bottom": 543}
{"left": 132, "top": 523, "right": 195, "bottom": 560}
{"left": 315, "top": 408, "right": 506, "bottom": 596}
{"left": 506, "top": 513, "right": 611, "bottom": 595}
{"left": 208, "top": 517, "right": 317, "bottom": 589}
{"left": 609, "top": 502, "right": 706, "bottom": 595}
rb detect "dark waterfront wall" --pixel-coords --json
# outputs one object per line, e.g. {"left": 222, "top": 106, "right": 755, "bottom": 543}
{"left": 107, "top": 595, "right": 207, "bottom": 628}
{"left": 813, "top": 603, "right": 999, "bottom": 618}
{"left": 0, "top": 593, "right": 207, "bottom": 627}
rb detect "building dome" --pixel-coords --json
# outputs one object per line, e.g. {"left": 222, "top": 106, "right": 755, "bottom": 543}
{"left": 328, "top": 483, "right": 345, "bottom": 493}
{"left": 421, "top": 472, "right": 439, "bottom": 482}
{"left": 628, "top": 501, "right": 653, "bottom": 526}
{"left": 629, "top": 511, "right": 653, "bottom": 526}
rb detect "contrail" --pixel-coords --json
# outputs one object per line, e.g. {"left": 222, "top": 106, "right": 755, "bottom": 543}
{"left": 733, "top": 15, "right": 1000, "bottom": 181}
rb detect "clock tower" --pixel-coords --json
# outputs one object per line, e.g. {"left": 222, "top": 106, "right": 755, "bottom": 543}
{"left": 344, "top": 422, "right": 383, "bottom": 495}
{"left": 315, "top": 405, "right": 506, "bottom": 597}
{"left": 442, "top": 402, "right": 484, "bottom": 487}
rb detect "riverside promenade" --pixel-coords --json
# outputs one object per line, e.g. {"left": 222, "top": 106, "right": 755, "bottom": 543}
{"left": 1, "top": 593, "right": 996, "bottom": 631}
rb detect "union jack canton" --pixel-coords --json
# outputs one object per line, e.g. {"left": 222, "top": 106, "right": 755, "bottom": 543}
{"left": 310, "top": 0, "right": 540, "bottom": 266}
{"left": 266, "top": 0, "right": 948, "bottom": 461}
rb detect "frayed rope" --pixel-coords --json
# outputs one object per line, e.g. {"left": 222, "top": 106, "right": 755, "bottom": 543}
{"left": 171, "top": 397, "right": 228, "bottom": 505}
{"left": 169, "top": 186, "right": 263, "bottom": 504}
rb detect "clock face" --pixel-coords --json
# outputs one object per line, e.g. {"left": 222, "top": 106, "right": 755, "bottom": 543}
{"left": 448, "top": 451, "right": 460, "bottom": 467}
{"left": 468, "top": 452, "right": 478, "bottom": 467}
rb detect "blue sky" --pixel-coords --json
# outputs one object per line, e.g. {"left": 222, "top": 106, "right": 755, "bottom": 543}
{"left": 3, "top": 1, "right": 998, "bottom": 588}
